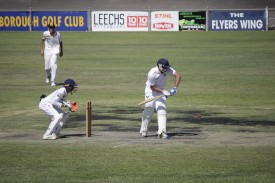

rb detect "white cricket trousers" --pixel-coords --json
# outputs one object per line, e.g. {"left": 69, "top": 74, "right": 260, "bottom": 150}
{"left": 39, "top": 100, "right": 66, "bottom": 135}
{"left": 140, "top": 89, "right": 167, "bottom": 135}
{"left": 44, "top": 53, "right": 58, "bottom": 82}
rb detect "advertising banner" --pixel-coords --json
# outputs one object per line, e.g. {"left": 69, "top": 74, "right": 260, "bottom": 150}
{"left": 92, "top": 11, "right": 148, "bottom": 31}
{"left": 32, "top": 12, "right": 87, "bottom": 31}
{"left": 179, "top": 11, "right": 206, "bottom": 31}
{"left": 209, "top": 11, "right": 266, "bottom": 31}
{"left": 151, "top": 11, "right": 179, "bottom": 31}
{"left": 0, "top": 11, "right": 87, "bottom": 31}
{"left": 0, "top": 12, "right": 30, "bottom": 31}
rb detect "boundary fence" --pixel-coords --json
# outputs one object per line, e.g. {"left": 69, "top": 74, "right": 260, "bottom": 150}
{"left": 1, "top": 7, "right": 275, "bottom": 31}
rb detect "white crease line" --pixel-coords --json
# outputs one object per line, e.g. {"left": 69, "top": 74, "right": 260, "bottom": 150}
{"left": 113, "top": 141, "right": 136, "bottom": 148}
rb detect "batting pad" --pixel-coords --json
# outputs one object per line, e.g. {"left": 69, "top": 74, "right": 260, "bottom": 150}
{"left": 140, "top": 107, "right": 154, "bottom": 133}
{"left": 157, "top": 109, "right": 167, "bottom": 135}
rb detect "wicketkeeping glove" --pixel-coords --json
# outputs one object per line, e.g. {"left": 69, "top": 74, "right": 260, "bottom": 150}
{"left": 170, "top": 87, "right": 177, "bottom": 96}
{"left": 69, "top": 101, "right": 78, "bottom": 112}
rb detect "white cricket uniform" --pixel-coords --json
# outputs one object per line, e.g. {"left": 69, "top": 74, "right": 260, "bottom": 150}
{"left": 140, "top": 66, "right": 176, "bottom": 135}
{"left": 145, "top": 66, "right": 176, "bottom": 107}
{"left": 39, "top": 87, "right": 68, "bottom": 136}
{"left": 42, "top": 30, "right": 62, "bottom": 83}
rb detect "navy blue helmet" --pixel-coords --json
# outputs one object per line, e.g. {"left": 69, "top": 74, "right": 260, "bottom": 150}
{"left": 64, "top": 79, "right": 77, "bottom": 93}
{"left": 157, "top": 58, "right": 171, "bottom": 73}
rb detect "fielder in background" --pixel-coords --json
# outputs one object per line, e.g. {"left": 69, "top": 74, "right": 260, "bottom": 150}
{"left": 39, "top": 79, "right": 78, "bottom": 140}
{"left": 140, "top": 58, "right": 181, "bottom": 138}
{"left": 40, "top": 23, "right": 63, "bottom": 86}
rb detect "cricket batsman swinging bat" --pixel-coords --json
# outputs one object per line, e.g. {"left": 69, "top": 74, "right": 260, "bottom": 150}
{"left": 137, "top": 94, "right": 166, "bottom": 106}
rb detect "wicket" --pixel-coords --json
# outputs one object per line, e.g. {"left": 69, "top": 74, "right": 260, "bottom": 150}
{"left": 86, "top": 101, "right": 92, "bottom": 137}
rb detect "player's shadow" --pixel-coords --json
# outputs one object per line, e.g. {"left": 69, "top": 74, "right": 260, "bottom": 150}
{"left": 144, "top": 132, "right": 199, "bottom": 138}
{"left": 55, "top": 82, "right": 64, "bottom": 86}
{"left": 168, "top": 132, "right": 199, "bottom": 137}
{"left": 62, "top": 134, "right": 86, "bottom": 138}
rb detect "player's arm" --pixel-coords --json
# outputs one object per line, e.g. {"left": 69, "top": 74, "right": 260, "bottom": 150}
{"left": 148, "top": 75, "right": 163, "bottom": 93}
{"left": 150, "top": 85, "right": 170, "bottom": 97}
{"left": 173, "top": 72, "right": 181, "bottom": 88}
{"left": 59, "top": 41, "right": 63, "bottom": 57}
{"left": 148, "top": 70, "right": 169, "bottom": 96}
{"left": 150, "top": 85, "right": 162, "bottom": 93}
{"left": 40, "top": 39, "right": 44, "bottom": 56}
{"left": 169, "top": 72, "right": 181, "bottom": 96}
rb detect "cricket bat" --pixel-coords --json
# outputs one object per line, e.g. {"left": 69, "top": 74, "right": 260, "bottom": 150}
{"left": 137, "top": 94, "right": 166, "bottom": 106}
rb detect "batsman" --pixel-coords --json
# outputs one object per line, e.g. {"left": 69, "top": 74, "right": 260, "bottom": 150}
{"left": 140, "top": 58, "right": 181, "bottom": 138}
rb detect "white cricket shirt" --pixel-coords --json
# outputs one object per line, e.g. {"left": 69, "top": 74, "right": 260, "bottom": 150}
{"left": 42, "top": 30, "right": 62, "bottom": 55}
{"left": 146, "top": 66, "right": 176, "bottom": 90}
{"left": 41, "top": 88, "right": 68, "bottom": 108}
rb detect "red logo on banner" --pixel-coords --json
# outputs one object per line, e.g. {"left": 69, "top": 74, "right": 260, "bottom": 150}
{"left": 153, "top": 22, "right": 174, "bottom": 30}
{"left": 127, "top": 16, "right": 148, "bottom": 28}
{"left": 154, "top": 14, "right": 172, "bottom": 18}
{"left": 138, "top": 16, "right": 148, "bottom": 27}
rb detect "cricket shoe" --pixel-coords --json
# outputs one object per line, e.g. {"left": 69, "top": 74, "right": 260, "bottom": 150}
{"left": 46, "top": 75, "right": 51, "bottom": 84}
{"left": 51, "top": 81, "right": 56, "bottom": 86}
{"left": 43, "top": 133, "right": 57, "bottom": 140}
{"left": 158, "top": 132, "right": 169, "bottom": 139}
{"left": 46, "top": 77, "right": 50, "bottom": 84}
{"left": 141, "top": 132, "right": 148, "bottom": 137}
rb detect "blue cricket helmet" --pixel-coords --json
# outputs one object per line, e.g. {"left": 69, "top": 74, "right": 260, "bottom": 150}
{"left": 64, "top": 79, "right": 77, "bottom": 94}
{"left": 64, "top": 79, "right": 77, "bottom": 87}
{"left": 157, "top": 58, "right": 171, "bottom": 72}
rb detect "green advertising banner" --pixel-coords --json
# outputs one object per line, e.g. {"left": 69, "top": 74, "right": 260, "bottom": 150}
{"left": 179, "top": 11, "right": 206, "bottom": 31}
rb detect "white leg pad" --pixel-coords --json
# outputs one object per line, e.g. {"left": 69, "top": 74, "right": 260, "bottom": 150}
{"left": 156, "top": 103, "right": 167, "bottom": 135}
{"left": 44, "top": 113, "right": 63, "bottom": 135}
{"left": 140, "top": 107, "right": 154, "bottom": 133}
{"left": 54, "top": 112, "right": 69, "bottom": 135}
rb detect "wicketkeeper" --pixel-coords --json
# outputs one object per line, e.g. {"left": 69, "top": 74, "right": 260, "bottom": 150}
{"left": 140, "top": 58, "right": 181, "bottom": 138}
{"left": 39, "top": 79, "right": 78, "bottom": 140}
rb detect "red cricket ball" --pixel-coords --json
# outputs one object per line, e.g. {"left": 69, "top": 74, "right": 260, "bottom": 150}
{"left": 197, "top": 114, "right": 201, "bottom": 118}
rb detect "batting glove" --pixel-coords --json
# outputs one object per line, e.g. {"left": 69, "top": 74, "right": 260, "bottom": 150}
{"left": 170, "top": 87, "right": 177, "bottom": 96}
{"left": 162, "top": 90, "right": 170, "bottom": 97}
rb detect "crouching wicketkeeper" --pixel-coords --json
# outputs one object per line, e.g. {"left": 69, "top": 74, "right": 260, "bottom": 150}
{"left": 39, "top": 79, "right": 78, "bottom": 140}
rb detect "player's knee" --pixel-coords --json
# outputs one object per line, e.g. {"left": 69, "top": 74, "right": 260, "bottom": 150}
{"left": 143, "top": 107, "right": 154, "bottom": 117}
{"left": 62, "top": 112, "right": 69, "bottom": 121}
{"left": 156, "top": 102, "right": 166, "bottom": 113}
{"left": 51, "top": 64, "right": 57, "bottom": 70}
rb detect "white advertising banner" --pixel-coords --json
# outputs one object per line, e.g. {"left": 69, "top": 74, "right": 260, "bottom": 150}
{"left": 151, "top": 11, "right": 179, "bottom": 31}
{"left": 92, "top": 11, "right": 148, "bottom": 31}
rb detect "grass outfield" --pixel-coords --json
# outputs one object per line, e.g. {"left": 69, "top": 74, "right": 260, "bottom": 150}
{"left": 0, "top": 31, "right": 275, "bottom": 182}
